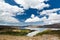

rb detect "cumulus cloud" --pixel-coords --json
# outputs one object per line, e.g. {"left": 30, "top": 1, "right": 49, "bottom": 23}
{"left": 0, "top": 0, "right": 60, "bottom": 25}
{"left": 25, "top": 14, "right": 47, "bottom": 22}
{"left": 0, "top": 1, "right": 24, "bottom": 16}
{"left": 25, "top": 8, "right": 60, "bottom": 25}
{"left": 0, "top": 15, "right": 20, "bottom": 23}
{"left": 14, "top": 0, "right": 49, "bottom": 9}
{"left": 40, "top": 8, "right": 60, "bottom": 15}
{"left": 0, "top": 0, "right": 49, "bottom": 23}
{"left": 40, "top": 8, "right": 60, "bottom": 25}
{"left": 20, "top": 0, "right": 60, "bottom": 25}
{"left": 0, "top": 0, "right": 24, "bottom": 23}
{"left": 25, "top": 14, "right": 40, "bottom": 22}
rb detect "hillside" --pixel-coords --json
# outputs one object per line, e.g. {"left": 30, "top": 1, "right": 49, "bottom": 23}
{"left": 36, "top": 30, "right": 60, "bottom": 36}
{"left": 26, "top": 23, "right": 60, "bottom": 28}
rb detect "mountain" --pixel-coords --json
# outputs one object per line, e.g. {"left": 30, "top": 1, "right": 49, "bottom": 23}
{"left": 0, "top": 22, "right": 60, "bottom": 28}
{"left": 25, "top": 23, "right": 60, "bottom": 28}
{"left": 44, "top": 23, "right": 60, "bottom": 28}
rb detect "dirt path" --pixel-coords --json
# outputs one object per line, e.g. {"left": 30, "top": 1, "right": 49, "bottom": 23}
{"left": 0, "top": 35, "right": 60, "bottom": 40}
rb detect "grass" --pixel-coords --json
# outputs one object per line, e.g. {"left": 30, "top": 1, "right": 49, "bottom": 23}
{"left": 1, "top": 28, "right": 60, "bottom": 36}
{"left": 0, "top": 31, "right": 28, "bottom": 36}
{"left": 0, "top": 29, "right": 33, "bottom": 36}
{"left": 36, "top": 30, "right": 60, "bottom": 36}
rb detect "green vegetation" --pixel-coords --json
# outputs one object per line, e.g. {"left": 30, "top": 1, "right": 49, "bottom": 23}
{"left": 36, "top": 30, "right": 60, "bottom": 36}
{"left": 1, "top": 27, "right": 60, "bottom": 36}
{"left": 0, "top": 29, "right": 33, "bottom": 36}
{"left": 0, "top": 31, "right": 27, "bottom": 36}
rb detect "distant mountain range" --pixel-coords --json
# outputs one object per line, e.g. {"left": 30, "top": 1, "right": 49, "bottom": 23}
{"left": 25, "top": 23, "right": 60, "bottom": 28}
{"left": 44, "top": 23, "right": 60, "bottom": 28}
{"left": 0, "top": 23, "right": 60, "bottom": 28}
{"left": 0, "top": 21, "right": 44, "bottom": 26}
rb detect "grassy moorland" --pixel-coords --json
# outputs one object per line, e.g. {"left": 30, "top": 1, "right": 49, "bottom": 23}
{"left": 0, "top": 28, "right": 60, "bottom": 40}
{"left": 36, "top": 30, "right": 60, "bottom": 36}
{"left": 0, "top": 28, "right": 60, "bottom": 36}
{"left": 0, "top": 29, "right": 33, "bottom": 36}
{"left": 0, "top": 35, "right": 60, "bottom": 40}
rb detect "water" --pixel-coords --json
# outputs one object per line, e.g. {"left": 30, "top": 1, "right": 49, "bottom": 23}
{"left": 26, "top": 28, "right": 47, "bottom": 37}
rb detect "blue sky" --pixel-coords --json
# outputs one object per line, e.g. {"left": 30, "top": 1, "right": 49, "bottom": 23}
{"left": 0, "top": 0, "right": 60, "bottom": 26}
{"left": 5, "top": 0, "right": 60, "bottom": 21}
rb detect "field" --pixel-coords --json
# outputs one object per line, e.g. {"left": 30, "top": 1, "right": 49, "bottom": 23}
{"left": 0, "top": 34, "right": 60, "bottom": 40}
{"left": 0, "top": 28, "right": 60, "bottom": 40}
{"left": 0, "top": 29, "right": 33, "bottom": 36}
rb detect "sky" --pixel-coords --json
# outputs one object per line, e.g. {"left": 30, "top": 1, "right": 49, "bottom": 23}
{"left": 0, "top": 0, "right": 60, "bottom": 26}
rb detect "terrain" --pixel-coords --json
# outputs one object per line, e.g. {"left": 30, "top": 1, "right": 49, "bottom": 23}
{"left": 0, "top": 29, "right": 60, "bottom": 40}
{"left": 0, "top": 34, "right": 60, "bottom": 40}
{"left": 0, "top": 23, "right": 60, "bottom": 40}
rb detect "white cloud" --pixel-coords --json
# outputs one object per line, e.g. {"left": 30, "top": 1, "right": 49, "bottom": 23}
{"left": 25, "top": 14, "right": 40, "bottom": 22}
{"left": 0, "top": 0, "right": 24, "bottom": 23}
{"left": 0, "top": 0, "right": 50, "bottom": 23}
{"left": 31, "top": 14, "right": 35, "bottom": 18}
{"left": 25, "top": 8, "right": 60, "bottom": 25}
{"left": 25, "top": 17, "right": 40, "bottom": 22}
{"left": 45, "top": 13, "right": 60, "bottom": 25}
{"left": 0, "top": 1, "right": 24, "bottom": 16}
{"left": 14, "top": 0, "right": 49, "bottom": 9}
{"left": 40, "top": 8, "right": 60, "bottom": 25}
{"left": 0, "top": 15, "right": 20, "bottom": 23}
{"left": 40, "top": 8, "right": 60, "bottom": 15}
{"left": 14, "top": 0, "right": 60, "bottom": 25}
{"left": 25, "top": 14, "right": 47, "bottom": 22}
{"left": 0, "top": 0, "right": 60, "bottom": 25}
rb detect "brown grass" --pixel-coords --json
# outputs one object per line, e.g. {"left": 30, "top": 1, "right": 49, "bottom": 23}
{"left": 0, "top": 34, "right": 60, "bottom": 40}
